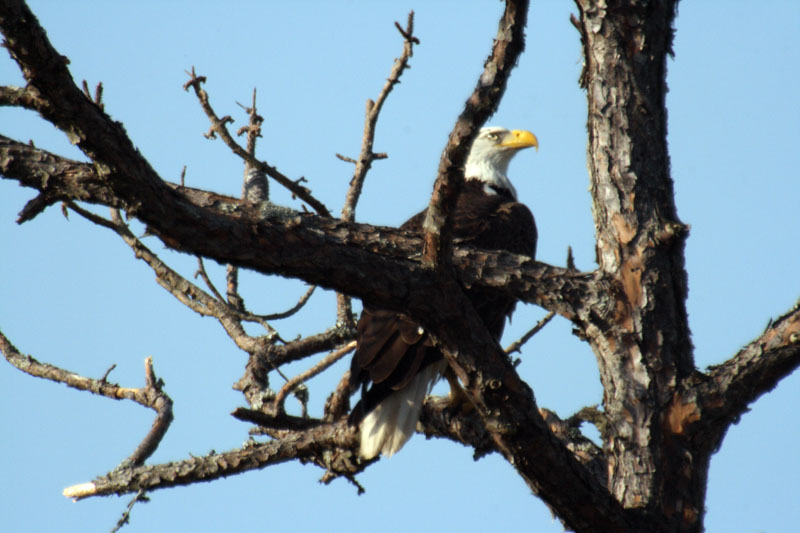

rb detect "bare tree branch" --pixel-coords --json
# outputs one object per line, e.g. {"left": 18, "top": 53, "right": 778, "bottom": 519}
{"left": 420, "top": 400, "right": 605, "bottom": 483}
{"left": 260, "top": 285, "right": 317, "bottom": 321}
{"left": 195, "top": 256, "right": 227, "bottom": 303}
{"left": 198, "top": 239, "right": 317, "bottom": 323}
{"left": 109, "top": 490, "right": 148, "bottom": 533}
{"left": 671, "top": 301, "right": 800, "bottom": 456}
{"left": 123, "top": 357, "right": 174, "bottom": 468}
{"left": 0, "top": 84, "right": 44, "bottom": 110}
{"left": 707, "top": 302, "right": 800, "bottom": 406}
{"left": 0, "top": 331, "right": 173, "bottom": 468}
{"left": 273, "top": 341, "right": 357, "bottom": 412}
{"left": 227, "top": 89, "right": 266, "bottom": 311}
{"left": 505, "top": 311, "right": 556, "bottom": 355}
{"left": 323, "top": 370, "right": 354, "bottom": 421}
{"left": 80, "top": 79, "right": 103, "bottom": 109}
{"left": 237, "top": 89, "right": 264, "bottom": 172}
{"left": 421, "top": 0, "right": 529, "bottom": 268}
{"left": 183, "top": 68, "right": 331, "bottom": 216}
{"left": 61, "top": 201, "right": 284, "bottom": 365}
{"left": 62, "top": 419, "right": 362, "bottom": 501}
{"left": 6, "top": 126, "right": 618, "bottom": 528}
{"left": 419, "top": 274, "right": 635, "bottom": 532}
{"left": 0, "top": 135, "right": 594, "bottom": 320}
{"left": 335, "top": 11, "right": 418, "bottom": 329}
{"left": 267, "top": 326, "right": 357, "bottom": 368}
{"left": 340, "top": 10, "right": 418, "bottom": 222}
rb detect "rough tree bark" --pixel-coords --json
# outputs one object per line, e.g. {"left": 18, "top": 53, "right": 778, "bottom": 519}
{"left": 572, "top": 0, "right": 700, "bottom": 525}
{"left": 1, "top": 1, "right": 798, "bottom": 532}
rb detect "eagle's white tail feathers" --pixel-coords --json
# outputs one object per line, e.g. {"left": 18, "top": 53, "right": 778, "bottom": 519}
{"left": 359, "top": 361, "right": 446, "bottom": 460}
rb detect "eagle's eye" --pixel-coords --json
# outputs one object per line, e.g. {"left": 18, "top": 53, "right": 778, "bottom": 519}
{"left": 486, "top": 132, "right": 499, "bottom": 141}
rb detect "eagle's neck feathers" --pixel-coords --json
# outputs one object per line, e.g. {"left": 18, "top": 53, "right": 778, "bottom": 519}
{"left": 464, "top": 157, "right": 517, "bottom": 200}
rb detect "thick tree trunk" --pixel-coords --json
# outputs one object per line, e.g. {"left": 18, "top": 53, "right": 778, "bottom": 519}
{"left": 574, "top": 1, "right": 704, "bottom": 530}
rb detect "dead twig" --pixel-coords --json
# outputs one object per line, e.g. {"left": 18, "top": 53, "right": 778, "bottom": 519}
{"left": 225, "top": 264, "right": 244, "bottom": 312}
{"left": 109, "top": 489, "right": 149, "bottom": 533}
{"left": 121, "top": 357, "right": 174, "bottom": 468}
{"left": 323, "top": 369, "right": 354, "bottom": 421}
{"left": 100, "top": 363, "right": 117, "bottom": 383}
{"left": 195, "top": 256, "right": 226, "bottom": 302}
{"left": 183, "top": 68, "right": 330, "bottom": 216}
{"left": 226, "top": 91, "right": 266, "bottom": 313}
{"left": 80, "top": 79, "right": 103, "bottom": 109}
{"left": 197, "top": 253, "right": 315, "bottom": 326}
{"left": 0, "top": 85, "right": 44, "bottom": 110}
{"left": 237, "top": 88, "right": 264, "bottom": 155}
{"left": 274, "top": 341, "right": 357, "bottom": 413}
{"left": 64, "top": 201, "right": 280, "bottom": 354}
{"left": 261, "top": 285, "right": 317, "bottom": 321}
{"left": 231, "top": 408, "right": 322, "bottom": 430}
{"left": 505, "top": 311, "right": 556, "bottom": 356}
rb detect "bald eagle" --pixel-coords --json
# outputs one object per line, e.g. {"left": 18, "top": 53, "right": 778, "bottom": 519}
{"left": 349, "top": 127, "right": 539, "bottom": 459}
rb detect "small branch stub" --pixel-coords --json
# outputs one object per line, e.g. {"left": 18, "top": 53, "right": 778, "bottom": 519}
{"left": 63, "top": 482, "right": 97, "bottom": 501}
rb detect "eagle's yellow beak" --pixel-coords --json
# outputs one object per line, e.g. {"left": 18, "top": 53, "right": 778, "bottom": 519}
{"left": 502, "top": 129, "right": 539, "bottom": 151}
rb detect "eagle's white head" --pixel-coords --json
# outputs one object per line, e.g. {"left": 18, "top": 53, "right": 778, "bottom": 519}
{"left": 464, "top": 126, "right": 538, "bottom": 200}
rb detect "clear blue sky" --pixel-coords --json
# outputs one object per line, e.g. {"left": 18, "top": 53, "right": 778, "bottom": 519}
{"left": 2, "top": 1, "right": 798, "bottom": 532}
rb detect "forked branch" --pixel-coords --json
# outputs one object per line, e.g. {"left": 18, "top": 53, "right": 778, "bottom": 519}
{"left": 340, "top": 10, "right": 418, "bottom": 222}
{"left": 183, "top": 68, "right": 330, "bottom": 216}
{"left": 336, "top": 11, "right": 419, "bottom": 328}
{"left": 0, "top": 331, "right": 173, "bottom": 469}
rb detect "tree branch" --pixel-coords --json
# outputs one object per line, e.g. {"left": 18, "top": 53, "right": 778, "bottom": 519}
{"left": 109, "top": 489, "right": 148, "bottom": 533}
{"left": 0, "top": 331, "right": 173, "bottom": 468}
{"left": 421, "top": 275, "right": 635, "bottom": 532}
{"left": 340, "top": 10, "right": 417, "bottom": 223}
{"left": 260, "top": 285, "right": 317, "bottom": 321}
{"left": 65, "top": 203, "right": 353, "bottom": 395}
{"left": 421, "top": 0, "right": 529, "bottom": 268}
{"left": 62, "top": 419, "right": 362, "bottom": 501}
{"left": 267, "top": 326, "right": 356, "bottom": 368}
{"left": 707, "top": 302, "right": 800, "bottom": 407}
{"left": 195, "top": 256, "right": 227, "bottom": 303}
{"left": 228, "top": 94, "right": 266, "bottom": 310}
{"left": 505, "top": 311, "right": 555, "bottom": 355}
{"left": 335, "top": 10, "right": 418, "bottom": 329}
{"left": 0, "top": 84, "right": 45, "bottom": 110}
{"left": 183, "top": 68, "right": 330, "bottom": 216}
{"left": 1, "top": 138, "right": 620, "bottom": 528}
{"left": 1, "top": 135, "right": 595, "bottom": 320}
{"left": 69, "top": 202, "right": 275, "bottom": 354}
{"left": 671, "top": 301, "right": 800, "bottom": 455}
{"left": 273, "top": 341, "right": 357, "bottom": 413}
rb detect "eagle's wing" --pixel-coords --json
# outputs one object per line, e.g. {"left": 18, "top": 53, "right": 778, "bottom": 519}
{"left": 349, "top": 182, "right": 536, "bottom": 459}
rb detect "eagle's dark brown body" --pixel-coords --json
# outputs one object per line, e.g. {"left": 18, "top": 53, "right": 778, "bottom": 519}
{"left": 349, "top": 179, "right": 537, "bottom": 439}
